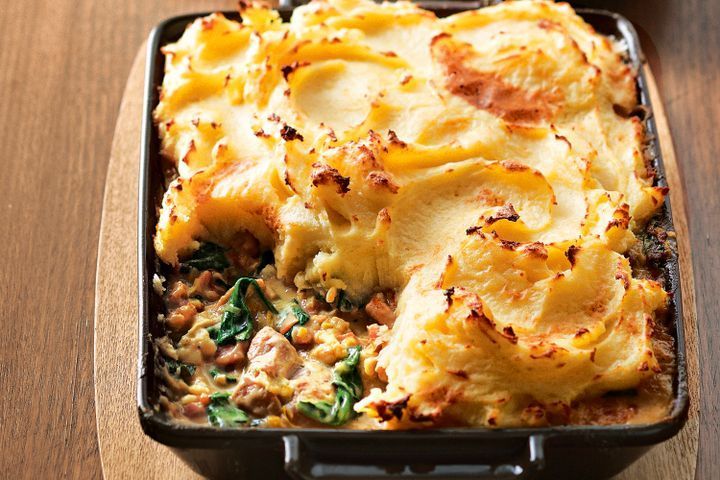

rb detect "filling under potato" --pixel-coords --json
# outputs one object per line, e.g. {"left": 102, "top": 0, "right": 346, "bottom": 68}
{"left": 155, "top": 235, "right": 394, "bottom": 428}
{"left": 154, "top": 231, "right": 674, "bottom": 429}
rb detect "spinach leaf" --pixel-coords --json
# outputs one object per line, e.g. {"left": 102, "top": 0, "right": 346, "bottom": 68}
{"left": 335, "top": 290, "right": 355, "bottom": 312}
{"left": 298, "top": 346, "right": 363, "bottom": 426}
{"left": 297, "top": 398, "right": 337, "bottom": 424}
{"left": 181, "top": 242, "right": 229, "bottom": 271}
{"left": 332, "top": 346, "right": 363, "bottom": 398}
{"left": 165, "top": 358, "right": 196, "bottom": 379}
{"left": 207, "top": 326, "right": 218, "bottom": 341}
{"left": 216, "top": 277, "right": 278, "bottom": 346}
{"left": 282, "top": 300, "right": 310, "bottom": 341}
{"left": 207, "top": 392, "right": 249, "bottom": 427}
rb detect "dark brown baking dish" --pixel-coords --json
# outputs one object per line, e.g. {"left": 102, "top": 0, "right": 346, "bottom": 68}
{"left": 137, "top": 2, "right": 689, "bottom": 478}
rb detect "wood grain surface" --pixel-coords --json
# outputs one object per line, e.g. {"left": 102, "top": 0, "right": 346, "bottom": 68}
{"left": 1, "top": 1, "right": 718, "bottom": 479}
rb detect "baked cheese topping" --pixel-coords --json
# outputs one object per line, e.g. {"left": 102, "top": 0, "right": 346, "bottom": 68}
{"left": 154, "top": 0, "right": 673, "bottom": 428}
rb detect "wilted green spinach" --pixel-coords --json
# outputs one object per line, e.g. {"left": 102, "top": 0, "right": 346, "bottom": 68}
{"left": 282, "top": 300, "right": 311, "bottom": 341}
{"left": 298, "top": 346, "right": 363, "bottom": 426}
{"left": 164, "top": 358, "right": 196, "bottom": 380}
{"left": 181, "top": 242, "right": 229, "bottom": 271}
{"left": 207, "top": 392, "right": 249, "bottom": 427}
{"left": 215, "top": 277, "right": 278, "bottom": 345}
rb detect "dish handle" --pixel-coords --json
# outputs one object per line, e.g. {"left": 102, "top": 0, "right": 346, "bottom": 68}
{"left": 283, "top": 434, "right": 545, "bottom": 479}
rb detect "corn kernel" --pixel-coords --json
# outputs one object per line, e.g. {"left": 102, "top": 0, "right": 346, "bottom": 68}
{"left": 292, "top": 326, "right": 313, "bottom": 345}
{"left": 312, "top": 344, "right": 339, "bottom": 365}
{"left": 342, "top": 336, "right": 359, "bottom": 348}
{"left": 265, "top": 416, "right": 284, "bottom": 428}
{"left": 188, "top": 384, "right": 210, "bottom": 395}
{"left": 325, "top": 287, "right": 338, "bottom": 303}
{"left": 364, "top": 357, "right": 378, "bottom": 376}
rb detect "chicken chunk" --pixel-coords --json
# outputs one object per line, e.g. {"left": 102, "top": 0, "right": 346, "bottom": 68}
{"left": 233, "top": 376, "right": 282, "bottom": 417}
{"left": 232, "top": 327, "right": 302, "bottom": 416}
{"left": 247, "top": 327, "right": 302, "bottom": 378}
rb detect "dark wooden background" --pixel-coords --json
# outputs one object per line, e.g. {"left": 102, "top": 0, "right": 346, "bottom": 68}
{"left": 0, "top": 1, "right": 717, "bottom": 478}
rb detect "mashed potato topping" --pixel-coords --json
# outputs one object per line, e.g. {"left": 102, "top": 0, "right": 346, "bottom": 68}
{"left": 154, "top": 0, "right": 672, "bottom": 428}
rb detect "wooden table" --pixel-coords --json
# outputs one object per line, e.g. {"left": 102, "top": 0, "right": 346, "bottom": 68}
{"left": 1, "top": 1, "right": 717, "bottom": 478}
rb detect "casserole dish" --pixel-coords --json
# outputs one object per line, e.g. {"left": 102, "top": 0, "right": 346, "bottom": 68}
{"left": 138, "top": 1, "right": 689, "bottom": 478}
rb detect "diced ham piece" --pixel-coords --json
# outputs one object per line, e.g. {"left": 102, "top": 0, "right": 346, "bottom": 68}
{"left": 183, "top": 402, "right": 206, "bottom": 418}
{"left": 364, "top": 292, "right": 396, "bottom": 326}
{"left": 215, "top": 341, "right": 249, "bottom": 367}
